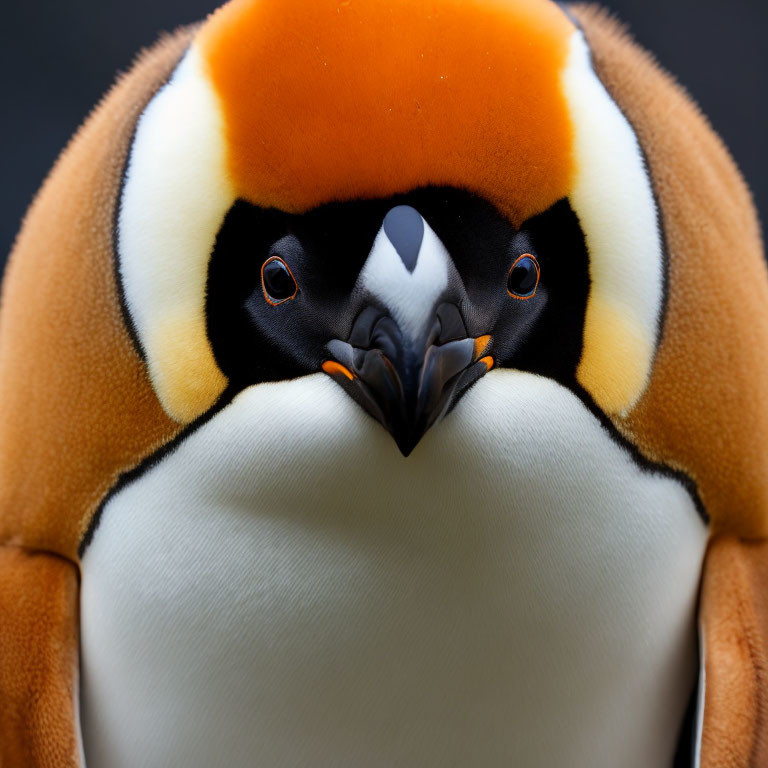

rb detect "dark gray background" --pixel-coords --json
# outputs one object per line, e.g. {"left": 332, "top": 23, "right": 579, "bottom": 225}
{"left": 2, "top": 0, "right": 766, "bottom": 268}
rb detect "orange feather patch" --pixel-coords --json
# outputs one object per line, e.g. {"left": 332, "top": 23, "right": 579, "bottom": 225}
{"left": 198, "top": 0, "right": 575, "bottom": 226}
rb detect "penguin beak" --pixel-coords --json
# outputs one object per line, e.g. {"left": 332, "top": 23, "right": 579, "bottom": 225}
{"left": 323, "top": 305, "right": 493, "bottom": 456}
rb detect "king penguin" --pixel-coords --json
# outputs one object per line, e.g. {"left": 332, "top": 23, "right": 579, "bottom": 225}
{"left": 1, "top": 1, "right": 767, "bottom": 767}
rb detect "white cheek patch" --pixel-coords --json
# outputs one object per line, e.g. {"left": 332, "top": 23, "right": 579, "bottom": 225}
{"left": 357, "top": 218, "right": 450, "bottom": 341}
{"left": 563, "top": 30, "right": 664, "bottom": 416}
{"left": 117, "top": 29, "right": 662, "bottom": 423}
{"left": 118, "top": 44, "right": 235, "bottom": 423}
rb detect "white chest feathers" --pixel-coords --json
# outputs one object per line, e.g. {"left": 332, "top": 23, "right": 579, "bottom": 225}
{"left": 80, "top": 371, "right": 706, "bottom": 768}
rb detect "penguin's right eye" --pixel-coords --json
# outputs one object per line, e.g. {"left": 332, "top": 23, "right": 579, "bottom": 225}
{"left": 507, "top": 253, "right": 540, "bottom": 299}
{"left": 261, "top": 256, "right": 299, "bottom": 305}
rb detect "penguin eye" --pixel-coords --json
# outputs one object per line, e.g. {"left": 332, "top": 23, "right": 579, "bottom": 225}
{"left": 507, "top": 254, "right": 540, "bottom": 299}
{"left": 261, "top": 256, "right": 298, "bottom": 305}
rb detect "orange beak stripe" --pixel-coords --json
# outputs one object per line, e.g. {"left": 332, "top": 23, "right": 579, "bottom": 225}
{"left": 322, "top": 360, "right": 355, "bottom": 381}
{"left": 473, "top": 335, "right": 492, "bottom": 360}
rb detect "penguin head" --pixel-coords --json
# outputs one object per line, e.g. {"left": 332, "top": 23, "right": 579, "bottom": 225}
{"left": 118, "top": 0, "right": 662, "bottom": 453}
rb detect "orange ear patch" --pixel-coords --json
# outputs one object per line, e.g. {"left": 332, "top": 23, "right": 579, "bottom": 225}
{"left": 198, "top": 0, "right": 575, "bottom": 226}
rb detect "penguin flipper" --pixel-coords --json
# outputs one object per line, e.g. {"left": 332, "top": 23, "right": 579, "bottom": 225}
{"left": 0, "top": 547, "right": 80, "bottom": 767}
{"left": 700, "top": 536, "right": 768, "bottom": 766}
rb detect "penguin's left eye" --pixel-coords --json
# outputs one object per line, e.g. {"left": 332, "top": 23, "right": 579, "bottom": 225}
{"left": 507, "top": 254, "right": 540, "bottom": 299}
{"left": 261, "top": 256, "right": 299, "bottom": 305}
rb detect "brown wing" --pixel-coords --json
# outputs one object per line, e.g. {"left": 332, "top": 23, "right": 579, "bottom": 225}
{"left": 700, "top": 537, "right": 768, "bottom": 767}
{"left": 0, "top": 547, "right": 79, "bottom": 767}
{"left": 0, "top": 28, "right": 193, "bottom": 766}
{"left": 572, "top": 6, "right": 768, "bottom": 765}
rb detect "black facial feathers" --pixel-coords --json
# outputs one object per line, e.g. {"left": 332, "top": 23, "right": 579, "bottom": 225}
{"left": 206, "top": 187, "right": 590, "bottom": 394}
